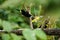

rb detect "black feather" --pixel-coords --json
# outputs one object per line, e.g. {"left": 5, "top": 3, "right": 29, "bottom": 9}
{"left": 21, "top": 9, "right": 31, "bottom": 17}
{"left": 16, "top": 9, "right": 32, "bottom": 17}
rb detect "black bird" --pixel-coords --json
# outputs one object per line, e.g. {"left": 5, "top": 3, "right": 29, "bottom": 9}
{"left": 21, "top": 9, "right": 32, "bottom": 17}
{"left": 16, "top": 9, "right": 32, "bottom": 17}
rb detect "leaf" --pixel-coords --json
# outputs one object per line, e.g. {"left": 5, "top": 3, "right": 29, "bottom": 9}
{"left": 2, "top": 21, "right": 13, "bottom": 32}
{"left": 2, "top": 34, "right": 10, "bottom": 40}
{"left": 20, "top": 23, "right": 30, "bottom": 28}
{"left": 0, "top": 0, "right": 5, "bottom": 4}
{"left": 2, "top": 21, "right": 19, "bottom": 32}
{"left": 0, "top": 0, "right": 21, "bottom": 8}
{"left": 56, "top": 19, "right": 60, "bottom": 28}
{"left": 11, "top": 22, "right": 19, "bottom": 28}
{"left": 34, "top": 28, "right": 47, "bottom": 40}
{"left": 2, "top": 33, "right": 23, "bottom": 40}
{"left": 17, "top": 17, "right": 24, "bottom": 22}
{"left": 10, "top": 33, "right": 23, "bottom": 40}
{"left": 8, "top": 15, "right": 18, "bottom": 22}
{"left": 22, "top": 29, "right": 37, "bottom": 40}
{"left": 0, "top": 19, "right": 2, "bottom": 26}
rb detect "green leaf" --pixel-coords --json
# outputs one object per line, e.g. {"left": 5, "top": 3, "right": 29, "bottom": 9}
{"left": 10, "top": 33, "right": 23, "bottom": 40}
{"left": 23, "top": 29, "right": 37, "bottom": 40}
{"left": 34, "top": 28, "right": 47, "bottom": 40}
{"left": 2, "top": 33, "right": 23, "bottom": 40}
{"left": 20, "top": 23, "right": 30, "bottom": 28}
{"left": 56, "top": 19, "right": 60, "bottom": 28}
{"left": 2, "top": 21, "right": 19, "bottom": 32}
{"left": 8, "top": 15, "right": 18, "bottom": 22}
{"left": 11, "top": 22, "right": 19, "bottom": 28}
{"left": 2, "top": 21, "right": 13, "bottom": 32}
{"left": 17, "top": 17, "right": 24, "bottom": 22}
{"left": 2, "top": 34, "right": 10, "bottom": 40}
{"left": 0, "top": 0, "right": 5, "bottom": 5}
{"left": 0, "top": 0, "right": 21, "bottom": 8}
{"left": 0, "top": 19, "right": 2, "bottom": 26}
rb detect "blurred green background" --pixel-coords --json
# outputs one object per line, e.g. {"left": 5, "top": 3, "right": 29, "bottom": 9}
{"left": 0, "top": 0, "right": 60, "bottom": 40}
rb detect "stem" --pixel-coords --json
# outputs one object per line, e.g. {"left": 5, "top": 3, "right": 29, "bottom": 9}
{"left": 30, "top": 17, "right": 33, "bottom": 29}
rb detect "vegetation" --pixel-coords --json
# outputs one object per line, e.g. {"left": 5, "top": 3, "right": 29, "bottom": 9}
{"left": 0, "top": 0, "right": 60, "bottom": 40}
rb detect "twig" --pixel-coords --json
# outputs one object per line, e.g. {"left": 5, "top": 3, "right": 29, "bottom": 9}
{"left": 26, "top": 6, "right": 33, "bottom": 29}
{"left": 30, "top": 17, "right": 33, "bottom": 29}
{"left": 0, "top": 28, "right": 60, "bottom": 36}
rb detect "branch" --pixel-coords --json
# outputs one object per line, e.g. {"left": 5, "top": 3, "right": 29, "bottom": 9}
{"left": 0, "top": 28, "right": 60, "bottom": 35}
{"left": 43, "top": 28, "right": 60, "bottom": 35}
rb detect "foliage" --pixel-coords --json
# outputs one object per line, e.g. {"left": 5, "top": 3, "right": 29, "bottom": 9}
{"left": 0, "top": 0, "right": 60, "bottom": 40}
{"left": 56, "top": 18, "right": 60, "bottom": 28}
